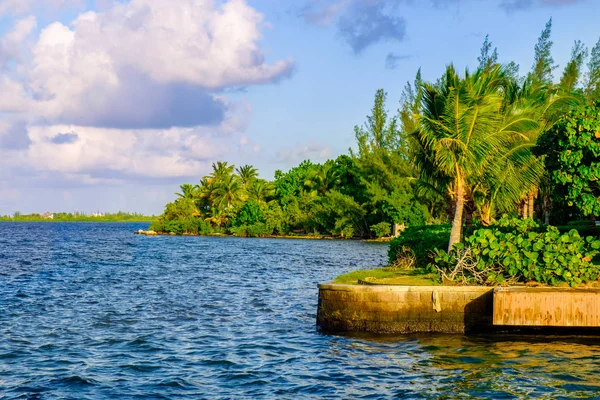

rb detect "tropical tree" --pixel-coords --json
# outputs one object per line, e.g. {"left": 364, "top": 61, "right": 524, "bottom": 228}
{"left": 478, "top": 34, "right": 499, "bottom": 71}
{"left": 247, "top": 179, "right": 273, "bottom": 204}
{"left": 236, "top": 165, "right": 259, "bottom": 188}
{"left": 304, "top": 162, "right": 341, "bottom": 196}
{"left": 211, "top": 173, "right": 242, "bottom": 211}
{"left": 586, "top": 37, "right": 600, "bottom": 99}
{"left": 559, "top": 40, "right": 588, "bottom": 93}
{"left": 175, "top": 183, "right": 197, "bottom": 200}
{"left": 530, "top": 18, "right": 557, "bottom": 85}
{"left": 415, "top": 64, "right": 540, "bottom": 251}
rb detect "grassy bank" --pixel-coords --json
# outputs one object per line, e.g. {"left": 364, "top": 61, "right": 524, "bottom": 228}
{"left": 334, "top": 267, "right": 439, "bottom": 285}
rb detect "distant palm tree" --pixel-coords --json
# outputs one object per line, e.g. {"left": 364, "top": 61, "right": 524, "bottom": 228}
{"left": 210, "top": 161, "right": 234, "bottom": 180}
{"left": 247, "top": 179, "right": 273, "bottom": 204}
{"left": 212, "top": 173, "right": 242, "bottom": 210}
{"left": 304, "top": 163, "right": 340, "bottom": 196}
{"left": 236, "top": 165, "right": 258, "bottom": 188}
{"left": 175, "top": 183, "right": 197, "bottom": 200}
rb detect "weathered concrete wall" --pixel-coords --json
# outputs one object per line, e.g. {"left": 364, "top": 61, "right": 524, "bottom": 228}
{"left": 317, "top": 284, "right": 494, "bottom": 334}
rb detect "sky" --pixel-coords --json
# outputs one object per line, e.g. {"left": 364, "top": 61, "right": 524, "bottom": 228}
{"left": 0, "top": 0, "right": 599, "bottom": 215}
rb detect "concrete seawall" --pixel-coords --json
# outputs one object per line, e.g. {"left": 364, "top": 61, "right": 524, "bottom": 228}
{"left": 317, "top": 284, "right": 494, "bottom": 334}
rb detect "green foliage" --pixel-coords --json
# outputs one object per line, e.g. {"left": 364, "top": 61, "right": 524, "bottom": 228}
{"left": 233, "top": 200, "right": 264, "bottom": 227}
{"left": 586, "top": 37, "right": 600, "bottom": 99}
{"left": 388, "top": 225, "right": 451, "bottom": 268}
{"left": 434, "top": 217, "right": 600, "bottom": 286}
{"left": 559, "top": 40, "right": 588, "bottom": 92}
{"left": 478, "top": 34, "right": 498, "bottom": 71}
{"left": 538, "top": 101, "right": 600, "bottom": 217}
{"left": 531, "top": 18, "right": 556, "bottom": 84}
{"left": 231, "top": 222, "right": 271, "bottom": 238}
{"left": 370, "top": 221, "right": 391, "bottom": 237}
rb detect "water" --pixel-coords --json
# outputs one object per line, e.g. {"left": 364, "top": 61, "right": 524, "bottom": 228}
{"left": 1, "top": 223, "right": 600, "bottom": 399}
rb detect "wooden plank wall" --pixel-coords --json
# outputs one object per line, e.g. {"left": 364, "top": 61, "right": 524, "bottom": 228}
{"left": 493, "top": 288, "right": 600, "bottom": 327}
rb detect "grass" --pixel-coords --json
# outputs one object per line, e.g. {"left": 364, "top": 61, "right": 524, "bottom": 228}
{"left": 333, "top": 267, "right": 439, "bottom": 286}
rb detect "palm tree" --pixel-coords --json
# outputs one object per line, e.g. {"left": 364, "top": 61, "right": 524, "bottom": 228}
{"left": 210, "top": 161, "right": 234, "bottom": 181}
{"left": 211, "top": 173, "right": 242, "bottom": 210}
{"left": 175, "top": 183, "right": 197, "bottom": 200}
{"left": 236, "top": 165, "right": 258, "bottom": 188}
{"left": 415, "top": 64, "right": 540, "bottom": 251}
{"left": 247, "top": 179, "right": 273, "bottom": 204}
{"left": 304, "top": 163, "right": 340, "bottom": 196}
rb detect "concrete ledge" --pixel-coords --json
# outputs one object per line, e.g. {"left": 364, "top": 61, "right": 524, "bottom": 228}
{"left": 494, "top": 287, "right": 600, "bottom": 327}
{"left": 317, "top": 284, "right": 494, "bottom": 334}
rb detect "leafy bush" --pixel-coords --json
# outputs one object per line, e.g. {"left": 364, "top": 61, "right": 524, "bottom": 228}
{"left": 164, "top": 219, "right": 184, "bottom": 235}
{"left": 388, "top": 224, "right": 451, "bottom": 267}
{"left": 371, "top": 221, "right": 391, "bottom": 237}
{"left": 434, "top": 217, "right": 600, "bottom": 286}
{"left": 149, "top": 218, "right": 165, "bottom": 232}
{"left": 231, "top": 222, "right": 271, "bottom": 238}
{"left": 537, "top": 101, "right": 600, "bottom": 217}
{"left": 233, "top": 200, "right": 264, "bottom": 227}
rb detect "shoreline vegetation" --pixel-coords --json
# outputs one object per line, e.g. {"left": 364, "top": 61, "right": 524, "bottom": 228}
{"left": 134, "top": 229, "right": 390, "bottom": 242}
{"left": 0, "top": 212, "right": 155, "bottom": 223}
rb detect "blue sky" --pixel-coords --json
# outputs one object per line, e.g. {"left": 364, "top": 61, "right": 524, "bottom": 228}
{"left": 0, "top": 0, "right": 598, "bottom": 215}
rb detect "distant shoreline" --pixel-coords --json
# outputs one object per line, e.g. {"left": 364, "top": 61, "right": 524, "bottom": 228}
{"left": 0, "top": 219, "right": 154, "bottom": 223}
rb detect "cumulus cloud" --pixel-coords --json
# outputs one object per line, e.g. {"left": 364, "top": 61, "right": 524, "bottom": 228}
{"left": 48, "top": 132, "right": 79, "bottom": 144}
{"left": 0, "top": 16, "right": 37, "bottom": 68}
{"left": 0, "top": 0, "right": 292, "bottom": 191}
{"left": 5, "top": 0, "right": 294, "bottom": 130}
{"left": 0, "top": 0, "right": 84, "bottom": 15}
{"left": 0, "top": 121, "right": 31, "bottom": 150}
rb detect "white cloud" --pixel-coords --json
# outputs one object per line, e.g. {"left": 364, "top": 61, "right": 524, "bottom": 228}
{"left": 0, "top": 0, "right": 291, "bottom": 191}
{"left": 275, "top": 142, "right": 332, "bottom": 164}
{"left": 0, "top": 16, "right": 37, "bottom": 68}
{"left": 26, "top": 124, "right": 228, "bottom": 180}
{"left": 0, "top": 0, "right": 84, "bottom": 15}
{"left": 0, "top": 0, "right": 293, "bottom": 129}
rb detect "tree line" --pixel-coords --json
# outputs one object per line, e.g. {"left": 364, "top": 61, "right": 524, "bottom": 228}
{"left": 152, "top": 18, "right": 600, "bottom": 243}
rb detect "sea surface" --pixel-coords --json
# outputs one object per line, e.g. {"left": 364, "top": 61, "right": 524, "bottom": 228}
{"left": 1, "top": 223, "right": 600, "bottom": 399}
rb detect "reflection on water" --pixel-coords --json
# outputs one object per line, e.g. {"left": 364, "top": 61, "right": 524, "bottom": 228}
{"left": 339, "top": 333, "right": 600, "bottom": 398}
{"left": 1, "top": 223, "right": 600, "bottom": 399}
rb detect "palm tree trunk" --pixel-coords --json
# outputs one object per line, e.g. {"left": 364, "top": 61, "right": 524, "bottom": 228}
{"left": 528, "top": 192, "right": 535, "bottom": 220}
{"left": 543, "top": 195, "right": 550, "bottom": 225}
{"left": 481, "top": 203, "right": 492, "bottom": 226}
{"left": 464, "top": 195, "right": 474, "bottom": 231}
{"left": 446, "top": 198, "right": 456, "bottom": 225}
{"left": 448, "top": 177, "right": 464, "bottom": 252}
{"left": 520, "top": 199, "right": 528, "bottom": 219}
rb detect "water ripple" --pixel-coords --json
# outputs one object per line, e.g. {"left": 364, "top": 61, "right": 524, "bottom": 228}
{"left": 2, "top": 223, "right": 600, "bottom": 398}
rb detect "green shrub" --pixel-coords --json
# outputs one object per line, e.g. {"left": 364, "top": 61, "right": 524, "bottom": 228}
{"left": 164, "top": 219, "right": 184, "bottom": 235}
{"left": 231, "top": 222, "right": 272, "bottom": 238}
{"left": 388, "top": 224, "right": 451, "bottom": 267}
{"left": 233, "top": 200, "right": 264, "bottom": 227}
{"left": 371, "top": 221, "right": 391, "bottom": 237}
{"left": 149, "top": 219, "right": 165, "bottom": 232}
{"left": 435, "top": 217, "right": 600, "bottom": 286}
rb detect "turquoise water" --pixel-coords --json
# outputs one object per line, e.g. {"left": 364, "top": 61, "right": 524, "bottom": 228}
{"left": 1, "top": 222, "right": 600, "bottom": 399}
